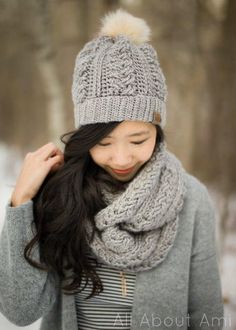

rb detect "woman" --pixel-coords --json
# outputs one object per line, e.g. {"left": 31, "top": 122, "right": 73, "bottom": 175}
{"left": 0, "top": 9, "right": 224, "bottom": 330}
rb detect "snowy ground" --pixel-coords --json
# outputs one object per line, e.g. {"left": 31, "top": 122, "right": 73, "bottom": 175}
{"left": 0, "top": 143, "right": 235, "bottom": 329}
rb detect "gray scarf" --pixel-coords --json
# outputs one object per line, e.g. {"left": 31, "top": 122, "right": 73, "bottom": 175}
{"left": 85, "top": 142, "right": 187, "bottom": 272}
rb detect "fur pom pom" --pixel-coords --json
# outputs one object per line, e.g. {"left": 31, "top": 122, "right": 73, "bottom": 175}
{"left": 99, "top": 8, "right": 151, "bottom": 45}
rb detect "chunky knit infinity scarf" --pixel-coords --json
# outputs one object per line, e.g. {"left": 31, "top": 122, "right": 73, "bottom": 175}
{"left": 85, "top": 142, "right": 187, "bottom": 272}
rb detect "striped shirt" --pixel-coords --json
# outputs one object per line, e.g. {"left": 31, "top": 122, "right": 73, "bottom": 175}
{"left": 75, "top": 254, "right": 136, "bottom": 330}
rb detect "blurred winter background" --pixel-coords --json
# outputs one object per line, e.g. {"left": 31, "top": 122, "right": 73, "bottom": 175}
{"left": 0, "top": 0, "right": 235, "bottom": 329}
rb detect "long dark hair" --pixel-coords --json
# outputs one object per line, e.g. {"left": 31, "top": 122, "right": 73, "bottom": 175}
{"left": 24, "top": 121, "right": 165, "bottom": 299}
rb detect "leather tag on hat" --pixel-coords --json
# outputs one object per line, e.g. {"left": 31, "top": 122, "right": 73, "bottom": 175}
{"left": 152, "top": 112, "right": 161, "bottom": 124}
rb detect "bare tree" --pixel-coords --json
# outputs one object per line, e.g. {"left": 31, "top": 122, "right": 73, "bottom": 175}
{"left": 26, "top": 0, "right": 66, "bottom": 143}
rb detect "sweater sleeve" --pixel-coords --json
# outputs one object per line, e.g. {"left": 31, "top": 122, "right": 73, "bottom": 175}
{"left": 0, "top": 198, "right": 60, "bottom": 326}
{"left": 188, "top": 185, "right": 224, "bottom": 330}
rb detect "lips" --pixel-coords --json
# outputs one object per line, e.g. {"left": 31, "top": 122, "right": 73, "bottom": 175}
{"left": 111, "top": 166, "right": 135, "bottom": 174}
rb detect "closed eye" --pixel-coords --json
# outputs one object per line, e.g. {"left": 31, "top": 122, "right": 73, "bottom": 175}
{"left": 132, "top": 139, "right": 147, "bottom": 145}
{"left": 98, "top": 139, "right": 148, "bottom": 147}
{"left": 97, "top": 143, "right": 111, "bottom": 146}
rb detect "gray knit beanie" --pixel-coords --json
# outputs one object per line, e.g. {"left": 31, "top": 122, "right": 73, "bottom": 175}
{"left": 71, "top": 9, "right": 168, "bottom": 129}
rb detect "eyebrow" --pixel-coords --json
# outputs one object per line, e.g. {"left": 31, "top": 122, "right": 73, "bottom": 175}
{"left": 106, "top": 130, "right": 150, "bottom": 138}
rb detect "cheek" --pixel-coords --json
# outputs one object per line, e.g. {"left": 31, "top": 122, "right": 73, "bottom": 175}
{"left": 89, "top": 148, "right": 107, "bottom": 165}
{"left": 138, "top": 147, "right": 155, "bottom": 162}
{"left": 139, "top": 139, "right": 157, "bottom": 160}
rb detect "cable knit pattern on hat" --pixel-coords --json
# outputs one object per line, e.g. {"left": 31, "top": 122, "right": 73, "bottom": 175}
{"left": 105, "top": 37, "right": 136, "bottom": 96}
{"left": 71, "top": 9, "right": 168, "bottom": 128}
{"left": 85, "top": 142, "right": 187, "bottom": 272}
{"left": 140, "top": 44, "right": 168, "bottom": 107}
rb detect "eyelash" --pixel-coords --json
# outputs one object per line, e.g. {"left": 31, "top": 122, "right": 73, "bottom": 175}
{"left": 98, "top": 139, "right": 147, "bottom": 147}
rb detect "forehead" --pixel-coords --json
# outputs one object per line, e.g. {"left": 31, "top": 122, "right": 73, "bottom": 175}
{"left": 106, "top": 121, "right": 155, "bottom": 138}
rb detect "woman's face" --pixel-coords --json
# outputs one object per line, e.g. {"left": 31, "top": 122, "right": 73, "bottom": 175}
{"left": 89, "top": 121, "right": 157, "bottom": 182}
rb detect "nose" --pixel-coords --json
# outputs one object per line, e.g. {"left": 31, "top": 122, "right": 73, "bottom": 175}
{"left": 110, "top": 146, "right": 133, "bottom": 168}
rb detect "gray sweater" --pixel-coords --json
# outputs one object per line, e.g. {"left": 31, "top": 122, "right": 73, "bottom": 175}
{"left": 0, "top": 173, "right": 224, "bottom": 330}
